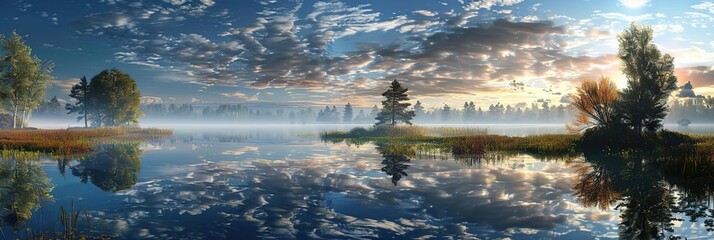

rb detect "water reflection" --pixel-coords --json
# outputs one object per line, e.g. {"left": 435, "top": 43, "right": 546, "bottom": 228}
{"left": 8, "top": 126, "right": 714, "bottom": 239}
{"left": 376, "top": 143, "right": 414, "bottom": 185}
{"left": 71, "top": 143, "right": 143, "bottom": 192}
{"left": 573, "top": 149, "right": 714, "bottom": 239}
{"left": 0, "top": 158, "right": 53, "bottom": 227}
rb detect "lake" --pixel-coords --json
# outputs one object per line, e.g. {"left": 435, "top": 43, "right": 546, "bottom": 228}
{"left": 4, "top": 124, "right": 714, "bottom": 239}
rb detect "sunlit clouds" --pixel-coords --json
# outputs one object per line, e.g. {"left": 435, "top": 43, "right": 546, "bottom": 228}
{"left": 2, "top": 0, "right": 714, "bottom": 108}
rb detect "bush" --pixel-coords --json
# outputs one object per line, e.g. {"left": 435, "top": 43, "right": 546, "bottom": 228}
{"left": 579, "top": 125, "right": 696, "bottom": 153}
{"left": 579, "top": 124, "right": 641, "bottom": 150}
{"left": 348, "top": 127, "right": 369, "bottom": 137}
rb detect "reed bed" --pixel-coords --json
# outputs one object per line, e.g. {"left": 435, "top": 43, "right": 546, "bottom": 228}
{"left": 322, "top": 126, "right": 580, "bottom": 158}
{"left": 0, "top": 127, "right": 172, "bottom": 156}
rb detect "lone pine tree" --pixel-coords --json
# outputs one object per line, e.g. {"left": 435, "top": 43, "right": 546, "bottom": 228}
{"left": 375, "top": 79, "right": 415, "bottom": 126}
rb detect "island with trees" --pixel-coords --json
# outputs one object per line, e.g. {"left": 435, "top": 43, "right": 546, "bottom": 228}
{"left": 322, "top": 23, "right": 714, "bottom": 163}
{"left": 0, "top": 32, "right": 171, "bottom": 157}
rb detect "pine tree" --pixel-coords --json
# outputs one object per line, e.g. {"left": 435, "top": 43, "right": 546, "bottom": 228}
{"left": 375, "top": 79, "right": 415, "bottom": 126}
{"left": 370, "top": 105, "right": 379, "bottom": 118}
{"left": 413, "top": 101, "right": 424, "bottom": 117}
{"left": 441, "top": 104, "right": 451, "bottom": 122}
{"left": 66, "top": 76, "right": 90, "bottom": 127}
{"left": 343, "top": 103, "right": 353, "bottom": 122}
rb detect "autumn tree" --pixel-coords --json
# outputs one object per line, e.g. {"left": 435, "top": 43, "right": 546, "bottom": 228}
{"left": 0, "top": 31, "right": 54, "bottom": 128}
{"left": 567, "top": 77, "right": 619, "bottom": 132}
{"left": 615, "top": 23, "right": 678, "bottom": 133}
{"left": 375, "top": 79, "right": 415, "bottom": 126}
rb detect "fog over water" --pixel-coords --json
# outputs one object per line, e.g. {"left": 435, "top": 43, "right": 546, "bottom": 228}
{"left": 4, "top": 123, "right": 714, "bottom": 239}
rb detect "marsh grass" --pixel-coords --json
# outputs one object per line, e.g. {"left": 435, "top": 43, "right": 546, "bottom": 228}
{"left": 0, "top": 127, "right": 172, "bottom": 156}
{"left": 323, "top": 126, "right": 581, "bottom": 160}
{"left": 23, "top": 200, "right": 110, "bottom": 240}
{"left": 321, "top": 125, "right": 487, "bottom": 139}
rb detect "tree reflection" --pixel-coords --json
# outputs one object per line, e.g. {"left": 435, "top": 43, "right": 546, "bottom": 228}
{"left": 71, "top": 143, "right": 143, "bottom": 192}
{"left": 572, "top": 149, "right": 714, "bottom": 239}
{"left": 0, "top": 159, "right": 53, "bottom": 227}
{"left": 376, "top": 143, "right": 415, "bottom": 186}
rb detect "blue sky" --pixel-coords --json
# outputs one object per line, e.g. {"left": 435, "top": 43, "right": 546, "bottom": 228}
{"left": 2, "top": 0, "right": 713, "bottom": 109}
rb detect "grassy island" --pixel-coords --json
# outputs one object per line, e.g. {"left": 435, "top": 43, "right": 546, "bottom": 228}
{"left": 322, "top": 125, "right": 714, "bottom": 161}
{"left": 0, "top": 128, "right": 172, "bottom": 156}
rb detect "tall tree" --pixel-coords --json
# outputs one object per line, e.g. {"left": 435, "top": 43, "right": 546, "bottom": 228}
{"left": 46, "top": 96, "right": 62, "bottom": 114}
{"left": 566, "top": 77, "right": 619, "bottom": 132}
{"left": 86, "top": 69, "right": 142, "bottom": 127}
{"left": 615, "top": 23, "right": 678, "bottom": 133}
{"left": 0, "top": 31, "right": 54, "bottom": 128}
{"left": 343, "top": 103, "right": 353, "bottom": 122}
{"left": 375, "top": 80, "right": 415, "bottom": 126}
{"left": 370, "top": 105, "right": 379, "bottom": 118}
{"left": 413, "top": 100, "right": 425, "bottom": 117}
{"left": 441, "top": 104, "right": 451, "bottom": 122}
{"left": 66, "top": 76, "right": 90, "bottom": 127}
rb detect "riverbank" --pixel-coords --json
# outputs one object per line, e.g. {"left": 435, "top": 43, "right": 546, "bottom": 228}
{"left": 0, "top": 127, "right": 172, "bottom": 156}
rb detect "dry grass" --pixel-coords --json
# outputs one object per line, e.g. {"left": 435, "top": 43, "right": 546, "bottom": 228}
{"left": 0, "top": 127, "right": 172, "bottom": 156}
{"left": 322, "top": 126, "right": 580, "bottom": 158}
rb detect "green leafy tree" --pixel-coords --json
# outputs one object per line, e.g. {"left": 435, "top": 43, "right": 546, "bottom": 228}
{"left": 0, "top": 159, "right": 53, "bottom": 227}
{"left": 615, "top": 23, "right": 678, "bottom": 133}
{"left": 343, "top": 102, "right": 353, "bottom": 122}
{"left": 375, "top": 79, "right": 415, "bottom": 126}
{"left": 65, "top": 76, "right": 90, "bottom": 127}
{"left": 71, "top": 143, "right": 143, "bottom": 192}
{"left": 86, "top": 69, "right": 142, "bottom": 127}
{"left": 0, "top": 31, "right": 54, "bottom": 128}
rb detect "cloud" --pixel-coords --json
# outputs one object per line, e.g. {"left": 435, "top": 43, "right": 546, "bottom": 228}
{"left": 52, "top": 78, "right": 79, "bottom": 93}
{"left": 618, "top": 0, "right": 651, "bottom": 9}
{"left": 86, "top": 142, "right": 607, "bottom": 239}
{"left": 692, "top": 1, "right": 714, "bottom": 14}
{"left": 220, "top": 92, "right": 258, "bottom": 101}
{"left": 140, "top": 96, "right": 163, "bottom": 104}
{"left": 66, "top": 1, "right": 631, "bottom": 106}
{"left": 676, "top": 66, "right": 714, "bottom": 87}
{"left": 595, "top": 12, "right": 654, "bottom": 22}
{"left": 463, "top": 0, "right": 525, "bottom": 11}
{"left": 74, "top": 12, "right": 131, "bottom": 30}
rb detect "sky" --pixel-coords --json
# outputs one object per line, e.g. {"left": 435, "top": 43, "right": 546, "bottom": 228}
{"left": 2, "top": 0, "right": 714, "bottom": 110}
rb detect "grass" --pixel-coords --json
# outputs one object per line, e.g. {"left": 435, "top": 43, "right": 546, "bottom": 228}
{"left": 323, "top": 125, "right": 714, "bottom": 162}
{"left": 322, "top": 125, "right": 580, "bottom": 159}
{"left": 23, "top": 200, "right": 111, "bottom": 240}
{"left": 0, "top": 127, "right": 172, "bottom": 156}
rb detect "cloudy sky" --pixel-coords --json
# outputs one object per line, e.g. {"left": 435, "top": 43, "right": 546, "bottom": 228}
{"left": 2, "top": 0, "right": 713, "bottom": 109}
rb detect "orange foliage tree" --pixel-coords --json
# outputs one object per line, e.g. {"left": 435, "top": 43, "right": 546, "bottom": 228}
{"left": 566, "top": 77, "right": 619, "bottom": 132}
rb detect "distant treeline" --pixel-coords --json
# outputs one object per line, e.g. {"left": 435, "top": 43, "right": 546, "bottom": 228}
{"left": 30, "top": 97, "right": 714, "bottom": 125}
{"left": 666, "top": 97, "right": 714, "bottom": 123}
{"left": 128, "top": 101, "right": 578, "bottom": 124}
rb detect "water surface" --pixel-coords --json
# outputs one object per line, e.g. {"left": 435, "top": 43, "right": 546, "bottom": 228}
{"left": 3, "top": 124, "right": 714, "bottom": 239}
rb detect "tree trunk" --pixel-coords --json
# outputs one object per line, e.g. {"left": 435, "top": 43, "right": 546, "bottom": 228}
{"left": 84, "top": 109, "right": 88, "bottom": 128}
{"left": 391, "top": 91, "right": 396, "bottom": 126}
{"left": 12, "top": 105, "right": 17, "bottom": 129}
{"left": 20, "top": 109, "right": 26, "bottom": 128}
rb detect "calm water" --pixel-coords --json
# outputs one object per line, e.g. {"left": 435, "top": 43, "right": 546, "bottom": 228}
{"left": 4, "top": 124, "right": 714, "bottom": 239}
